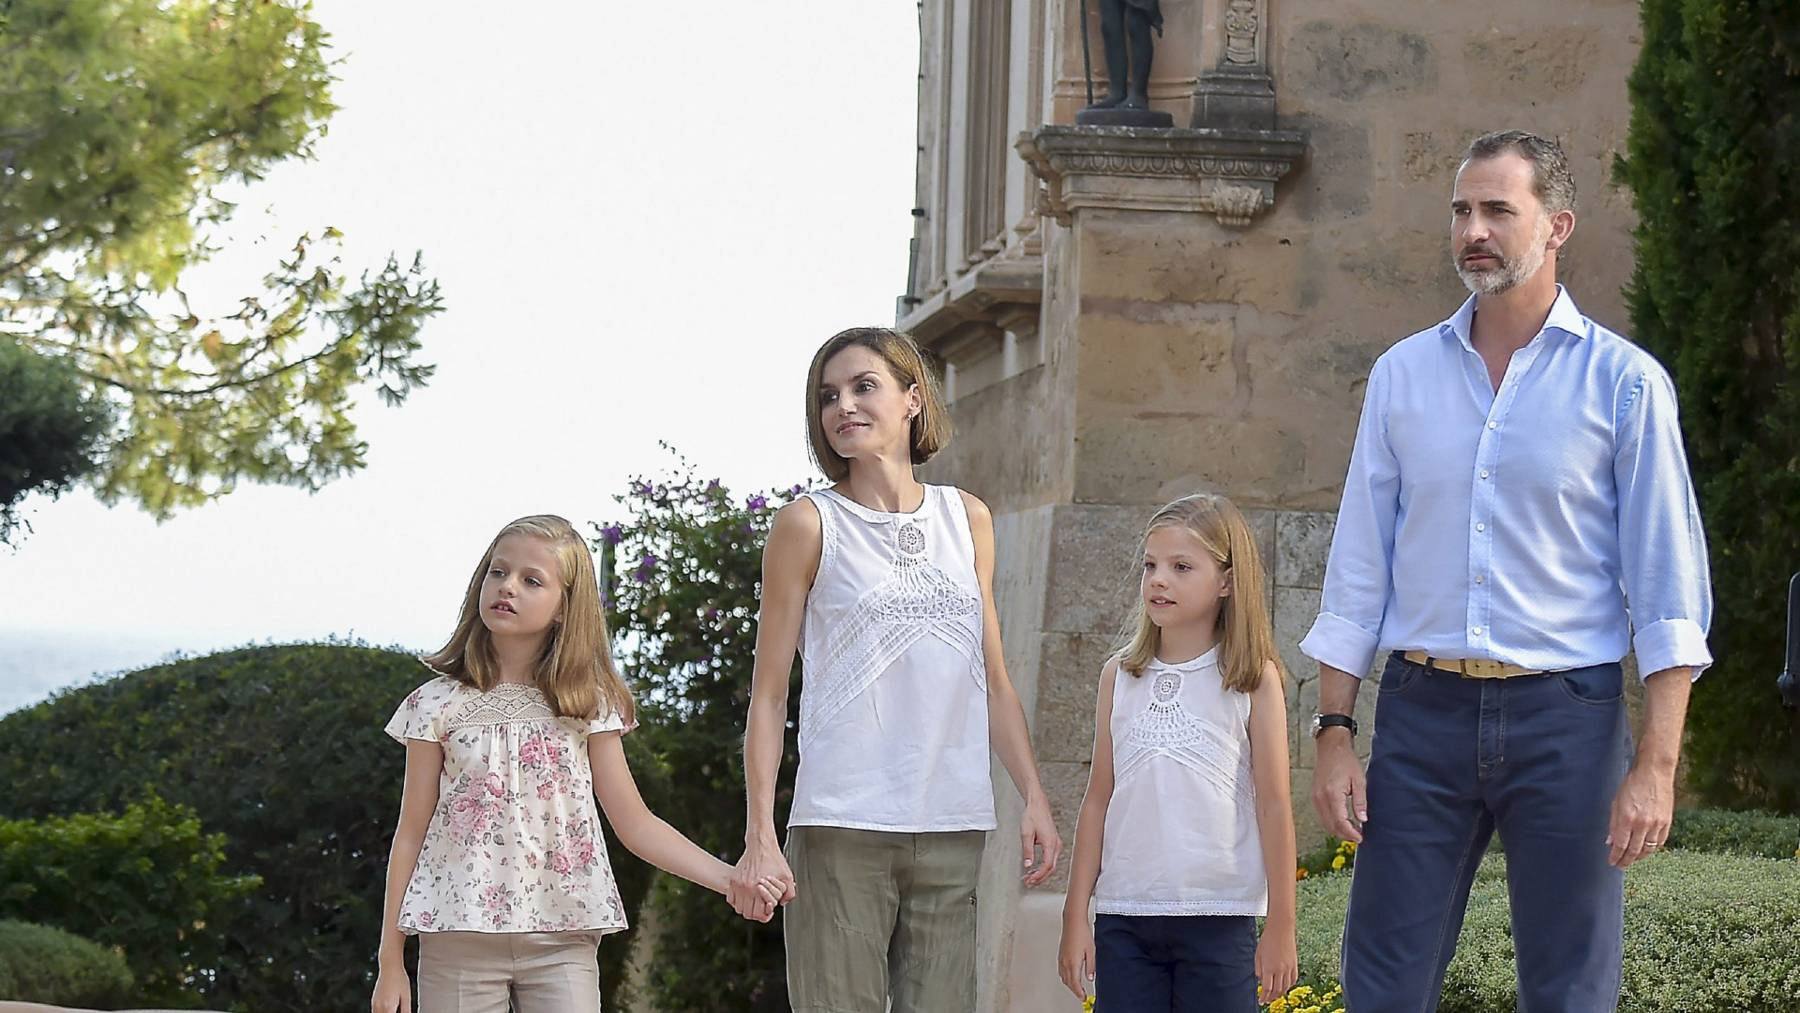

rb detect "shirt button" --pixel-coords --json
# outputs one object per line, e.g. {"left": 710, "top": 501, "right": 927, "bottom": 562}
{"left": 1472, "top": 626, "right": 1483, "bottom": 636}
{"left": 1476, "top": 522, "right": 1486, "bottom": 532}
{"left": 1475, "top": 575, "right": 1485, "bottom": 584}
{"left": 1480, "top": 469, "right": 1491, "bottom": 479}
{"left": 1487, "top": 421, "right": 1498, "bottom": 430}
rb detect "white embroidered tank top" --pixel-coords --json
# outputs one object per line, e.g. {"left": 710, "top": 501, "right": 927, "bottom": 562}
{"left": 1094, "top": 647, "right": 1267, "bottom": 915}
{"left": 787, "top": 484, "right": 997, "bottom": 832}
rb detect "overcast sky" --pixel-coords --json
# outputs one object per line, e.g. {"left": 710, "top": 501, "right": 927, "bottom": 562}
{"left": 1, "top": 2, "right": 921, "bottom": 713}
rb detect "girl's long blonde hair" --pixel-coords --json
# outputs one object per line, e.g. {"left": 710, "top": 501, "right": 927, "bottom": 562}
{"left": 1117, "top": 494, "right": 1284, "bottom": 694}
{"left": 423, "top": 514, "right": 634, "bottom": 725}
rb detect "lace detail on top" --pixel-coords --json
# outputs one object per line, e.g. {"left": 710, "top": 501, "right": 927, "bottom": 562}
{"left": 446, "top": 683, "right": 556, "bottom": 729}
{"left": 800, "top": 508, "right": 984, "bottom": 749}
{"left": 1113, "top": 667, "right": 1253, "bottom": 807}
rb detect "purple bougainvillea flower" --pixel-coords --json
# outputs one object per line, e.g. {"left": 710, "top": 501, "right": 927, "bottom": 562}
{"left": 788, "top": 484, "right": 805, "bottom": 498}
{"left": 599, "top": 523, "right": 624, "bottom": 545}
{"left": 747, "top": 494, "right": 768, "bottom": 512}
{"left": 706, "top": 479, "right": 721, "bottom": 492}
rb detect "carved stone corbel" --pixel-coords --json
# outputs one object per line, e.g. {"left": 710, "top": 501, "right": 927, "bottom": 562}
{"left": 1017, "top": 124, "right": 1306, "bottom": 229}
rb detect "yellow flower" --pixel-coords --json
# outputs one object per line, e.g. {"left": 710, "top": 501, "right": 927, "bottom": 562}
{"left": 1331, "top": 855, "right": 1346, "bottom": 870}
{"left": 1082, "top": 996, "right": 1095, "bottom": 1013}
{"left": 1296, "top": 867, "right": 1309, "bottom": 880}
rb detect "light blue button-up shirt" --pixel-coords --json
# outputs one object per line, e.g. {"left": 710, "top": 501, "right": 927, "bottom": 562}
{"left": 1300, "top": 287, "right": 1713, "bottom": 680}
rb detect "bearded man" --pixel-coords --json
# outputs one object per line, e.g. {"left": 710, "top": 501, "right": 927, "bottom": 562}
{"left": 1300, "top": 130, "right": 1713, "bottom": 1012}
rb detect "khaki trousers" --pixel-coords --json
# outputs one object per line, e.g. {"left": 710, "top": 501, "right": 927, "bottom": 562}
{"left": 784, "top": 826, "right": 985, "bottom": 1013}
{"left": 416, "top": 931, "right": 603, "bottom": 1013}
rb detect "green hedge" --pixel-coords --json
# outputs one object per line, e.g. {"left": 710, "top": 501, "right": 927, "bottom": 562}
{"left": 0, "top": 643, "right": 470, "bottom": 1012}
{"left": 1295, "top": 851, "right": 1800, "bottom": 1011}
{"left": 0, "top": 919, "right": 134, "bottom": 1008}
{"left": 0, "top": 796, "right": 258, "bottom": 1006}
{"left": 1668, "top": 807, "right": 1800, "bottom": 860}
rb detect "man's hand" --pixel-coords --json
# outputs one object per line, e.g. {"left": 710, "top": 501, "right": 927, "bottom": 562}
{"left": 1607, "top": 763, "right": 1674, "bottom": 868}
{"left": 1311, "top": 729, "right": 1367, "bottom": 844}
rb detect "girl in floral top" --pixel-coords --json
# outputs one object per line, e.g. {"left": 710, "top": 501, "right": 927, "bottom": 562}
{"left": 372, "top": 515, "right": 780, "bottom": 1013}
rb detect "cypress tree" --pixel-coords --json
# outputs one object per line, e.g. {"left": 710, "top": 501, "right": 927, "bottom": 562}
{"left": 1617, "top": 0, "right": 1800, "bottom": 811}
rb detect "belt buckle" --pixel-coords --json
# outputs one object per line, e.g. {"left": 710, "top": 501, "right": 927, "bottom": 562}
{"left": 1458, "top": 658, "right": 1497, "bottom": 680}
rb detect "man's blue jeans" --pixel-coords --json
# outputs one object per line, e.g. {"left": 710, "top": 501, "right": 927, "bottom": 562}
{"left": 1341, "top": 652, "right": 1629, "bottom": 1012}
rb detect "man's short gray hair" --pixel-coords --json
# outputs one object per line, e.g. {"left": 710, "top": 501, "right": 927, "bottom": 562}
{"left": 1462, "top": 130, "right": 1577, "bottom": 215}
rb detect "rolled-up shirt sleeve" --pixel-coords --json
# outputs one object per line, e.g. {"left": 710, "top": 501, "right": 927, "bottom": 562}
{"left": 1301, "top": 357, "right": 1401, "bottom": 678}
{"left": 1614, "top": 366, "right": 1713, "bottom": 678}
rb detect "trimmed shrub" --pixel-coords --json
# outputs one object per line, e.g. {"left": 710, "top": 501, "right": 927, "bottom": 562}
{"left": 1617, "top": 0, "right": 1800, "bottom": 811}
{"left": 1296, "top": 851, "right": 1800, "bottom": 1011}
{"left": 595, "top": 458, "right": 807, "bottom": 1011}
{"left": 1668, "top": 807, "right": 1800, "bottom": 860}
{"left": 0, "top": 796, "right": 258, "bottom": 1006}
{"left": 0, "top": 643, "right": 438, "bottom": 1011}
{"left": 0, "top": 919, "right": 134, "bottom": 1008}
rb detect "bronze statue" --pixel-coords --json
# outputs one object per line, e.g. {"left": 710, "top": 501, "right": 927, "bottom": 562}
{"left": 1077, "top": 0, "right": 1172, "bottom": 127}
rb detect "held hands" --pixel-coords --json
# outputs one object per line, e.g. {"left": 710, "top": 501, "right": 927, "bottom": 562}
{"left": 1310, "top": 730, "right": 1367, "bottom": 844}
{"left": 1255, "top": 921, "right": 1299, "bottom": 1003}
{"left": 1021, "top": 795, "right": 1063, "bottom": 886}
{"left": 370, "top": 964, "right": 410, "bottom": 1013}
{"left": 1056, "top": 910, "right": 1095, "bottom": 1000}
{"left": 726, "top": 874, "right": 787, "bottom": 923}
{"left": 729, "top": 835, "right": 797, "bottom": 922}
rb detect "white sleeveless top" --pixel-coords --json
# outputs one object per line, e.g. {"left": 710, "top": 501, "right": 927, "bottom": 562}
{"left": 787, "top": 484, "right": 997, "bottom": 832}
{"left": 1094, "top": 647, "right": 1267, "bottom": 916}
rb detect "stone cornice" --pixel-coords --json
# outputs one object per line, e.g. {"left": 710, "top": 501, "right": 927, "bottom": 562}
{"left": 1017, "top": 124, "right": 1308, "bottom": 228}
{"left": 898, "top": 248, "right": 1043, "bottom": 346}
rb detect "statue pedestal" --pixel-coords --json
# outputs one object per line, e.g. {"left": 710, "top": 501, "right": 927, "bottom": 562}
{"left": 1075, "top": 105, "right": 1175, "bottom": 128}
{"left": 1017, "top": 123, "right": 1307, "bottom": 229}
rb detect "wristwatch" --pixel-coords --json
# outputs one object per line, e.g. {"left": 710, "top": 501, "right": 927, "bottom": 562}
{"left": 1310, "top": 713, "right": 1358, "bottom": 738}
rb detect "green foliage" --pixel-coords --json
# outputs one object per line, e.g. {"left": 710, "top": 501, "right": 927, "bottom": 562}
{"left": 0, "top": 796, "right": 258, "bottom": 1006}
{"left": 594, "top": 453, "right": 808, "bottom": 1011}
{"left": 1297, "top": 836, "right": 1357, "bottom": 878}
{"left": 0, "top": 919, "right": 135, "bottom": 1009}
{"left": 0, "top": 338, "right": 112, "bottom": 543}
{"left": 1617, "top": 0, "right": 1800, "bottom": 810}
{"left": 1668, "top": 806, "right": 1800, "bottom": 859}
{"left": 1295, "top": 851, "right": 1800, "bottom": 1011}
{"left": 0, "top": 0, "right": 443, "bottom": 524}
{"left": 0, "top": 643, "right": 431, "bottom": 1011}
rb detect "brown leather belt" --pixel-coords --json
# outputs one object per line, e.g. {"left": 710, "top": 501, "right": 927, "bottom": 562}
{"left": 1401, "top": 650, "right": 1546, "bottom": 680}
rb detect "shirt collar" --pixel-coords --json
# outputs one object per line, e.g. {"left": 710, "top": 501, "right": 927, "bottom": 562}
{"left": 1442, "top": 284, "right": 1589, "bottom": 350}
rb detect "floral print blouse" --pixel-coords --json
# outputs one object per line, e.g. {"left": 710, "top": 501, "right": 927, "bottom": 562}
{"left": 384, "top": 671, "right": 633, "bottom": 935}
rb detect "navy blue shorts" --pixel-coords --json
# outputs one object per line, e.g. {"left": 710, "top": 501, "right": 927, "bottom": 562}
{"left": 1093, "top": 913, "right": 1258, "bottom": 1012}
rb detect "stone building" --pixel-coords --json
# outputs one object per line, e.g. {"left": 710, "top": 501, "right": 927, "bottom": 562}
{"left": 901, "top": 1, "right": 1644, "bottom": 1008}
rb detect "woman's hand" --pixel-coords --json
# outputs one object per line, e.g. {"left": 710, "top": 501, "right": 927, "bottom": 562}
{"left": 1057, "top": 910, "right": 1096, "bottom": 1000}
{"left": 1020, "top": 794, "right": 1062, "bottom": 886}
{"left": 370, "top": 963, "right": 410, "bottom": 1013}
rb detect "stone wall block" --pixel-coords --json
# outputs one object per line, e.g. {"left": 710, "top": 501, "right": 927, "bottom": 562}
{"left": 1275, "top": 510, "right": 1336, "bottom": 590}
{"left": 1033, "top": 632, "right": 1115, "bottom": 763}
{"left": 1044, "top": 504, "right": 1148, "bottom": 634}
{"left": 1288, "top": 21, "right": 1435, "bottom": 101}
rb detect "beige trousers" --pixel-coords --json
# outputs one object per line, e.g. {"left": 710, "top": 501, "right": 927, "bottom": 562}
{"left": 784, "top": 826, "right": 986, "bottom": 1013}
{"left": 416, "top": 931, "right": 603, "bottom": 1013}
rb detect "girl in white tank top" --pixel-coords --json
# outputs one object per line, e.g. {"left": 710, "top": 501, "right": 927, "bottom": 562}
{"left": 1057, "top": 494, "right": 1300, "bottom": 1012}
